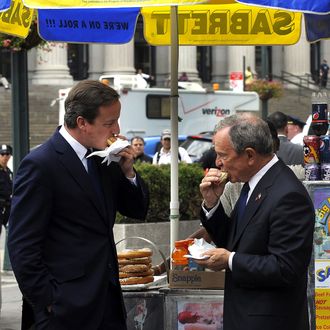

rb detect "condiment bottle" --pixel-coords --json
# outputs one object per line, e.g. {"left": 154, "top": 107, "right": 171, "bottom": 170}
{"left": 171, "top": 240, "right": 189, "bottom": 271}
{"left": 311, "top": 91, "right": 328, "bottom": 136}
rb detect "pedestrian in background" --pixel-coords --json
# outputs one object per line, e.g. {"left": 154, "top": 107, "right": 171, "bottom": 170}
{"left": 197, "top": 114, "right": 314, "bottom": 330}
{"left": 0, "top": 144, "right": 13, "bottom": 234}
{"left": 320, "top": 59, "right": 329, "bottom": 88}
{"left": 8, "top": 80, "right": 149, "bottom": 330}
{"left": 244, "top": 66, "right": 255, "bottom": 86}
{"left": 152, "top": 129, "right": 192, "bottom": 165}
{"left": 178, "top": 72, "right": 189, "bottom": 82}
{"left": 287, "top": 115, "right": 306, "bottom": 146}
{"left": 131, "top": 136, "right": 152, "bottom": 163}
{"left": 267, "top": 111, "right": 304, "bottom": 166}
{"left": 198, "top": 132, "right": 217, "bottom": 171}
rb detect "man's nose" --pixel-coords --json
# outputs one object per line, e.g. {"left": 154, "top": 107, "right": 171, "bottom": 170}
{"left": 215, "top": 156, "right": 223, "bottom": 168}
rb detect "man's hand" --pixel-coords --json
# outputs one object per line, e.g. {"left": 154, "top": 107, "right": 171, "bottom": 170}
{"left": 194, "top": 248, "right": 231, "bottom": 271}
{"left": 114, "top": 135, "right": 135, "bottom": 178}
{"left": 200, "top": 168, "right": 228, "bottom": 208}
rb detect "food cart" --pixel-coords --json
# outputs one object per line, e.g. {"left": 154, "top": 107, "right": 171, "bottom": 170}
{"left": 119, "top": 180, "right": 329, "bottom": 330}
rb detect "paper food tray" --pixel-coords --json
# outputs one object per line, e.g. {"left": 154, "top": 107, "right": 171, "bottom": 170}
{"left": 121, "top": 275, "right": 167, "bottom": 291}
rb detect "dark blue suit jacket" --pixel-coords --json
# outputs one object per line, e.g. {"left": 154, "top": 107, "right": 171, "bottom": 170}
{"left": 201, "top": 160, "right": 314, "bottom": 330}
{"left": 8, "top": 129, "right": 149, "bottom": 329}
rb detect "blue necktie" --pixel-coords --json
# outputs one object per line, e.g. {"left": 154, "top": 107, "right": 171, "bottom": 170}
{"left": 85, "top": 150, "right": 104, "bottom": 202}
{"left": 236, "top": 182, "right": 250, "bottom": 227}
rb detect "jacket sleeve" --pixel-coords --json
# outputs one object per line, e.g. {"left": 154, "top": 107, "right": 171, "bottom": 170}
{"left": 116, "top": 169, "right": 149, "bottom": 221}
{"left": 200, "top": 202, "right": 231, "bottom": 248}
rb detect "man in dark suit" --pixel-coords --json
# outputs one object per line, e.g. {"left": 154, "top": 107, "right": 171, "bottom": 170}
{"left": 197, "top": 114, "right": 314, "bottom": 330}
{"left": 267, "top": 111, "right": 304, "bottom": 166}
{"left": 8, "top": 80, "right": 149, "bottom": 330}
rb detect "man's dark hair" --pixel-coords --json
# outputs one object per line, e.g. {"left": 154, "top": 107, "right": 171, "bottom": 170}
{"left": 131, "top": 136, "right": 145, "bottom": 145}
{"left": 267, "top": 111, "right": 288, "bottom": 131}
{"left": 265, "top": 119, "right": 280, "bottom": 152}
{"left": 64, "top": 80, "right": 119, "bottom": 128}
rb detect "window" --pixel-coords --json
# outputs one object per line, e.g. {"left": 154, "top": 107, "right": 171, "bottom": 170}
{"left": 146, "top": 95, "right": 171, "bottom": 119}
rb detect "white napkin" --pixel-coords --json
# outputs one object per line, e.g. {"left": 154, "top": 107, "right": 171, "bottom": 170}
{"left": 87, "top": 139, "right": 130, "bottom": 166}
{"left": 186, "top": 238, "right": 215, "bottom": 259}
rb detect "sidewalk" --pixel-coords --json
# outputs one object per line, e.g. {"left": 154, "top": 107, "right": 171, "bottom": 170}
{"left": 0, "top": 232, "right": 22, "bottom": 330}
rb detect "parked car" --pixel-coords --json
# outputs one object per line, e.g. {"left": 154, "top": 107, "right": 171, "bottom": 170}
{"left": 143, "top": 135, "right": 187, "bottom": 158}
{"left": 180, "top": 133, "right": 213, "bottom": 163}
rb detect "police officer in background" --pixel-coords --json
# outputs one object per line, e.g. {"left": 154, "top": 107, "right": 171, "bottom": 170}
{"left": 0, "top": 144, "right": 13, "bottom": 234}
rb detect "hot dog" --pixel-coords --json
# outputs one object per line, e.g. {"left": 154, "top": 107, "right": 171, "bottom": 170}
{"left": 107, "top": 136, "right": 117, "bottom": 146}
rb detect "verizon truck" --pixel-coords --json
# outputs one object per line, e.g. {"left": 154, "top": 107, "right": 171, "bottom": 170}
{"left": 57, "top": 75, "right": 260, "bottom": 138}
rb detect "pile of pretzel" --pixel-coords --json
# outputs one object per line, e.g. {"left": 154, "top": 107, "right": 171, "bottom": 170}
{"left": 118, "top": 248, "right": 154, "bottom": 285}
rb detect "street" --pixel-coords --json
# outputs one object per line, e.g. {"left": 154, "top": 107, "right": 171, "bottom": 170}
{"left": 0, "top": 231, "right": 22, "bottom": 330}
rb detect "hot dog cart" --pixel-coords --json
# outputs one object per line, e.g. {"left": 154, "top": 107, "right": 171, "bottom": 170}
{"left": 120, "top": 181, "right": 329, "bottom": 330}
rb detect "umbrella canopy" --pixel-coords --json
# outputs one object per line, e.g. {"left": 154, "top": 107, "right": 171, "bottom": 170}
{"left": 236, "top": 0, "right": 330, "bottom": 14}
{"left": 1, "top": 0, "right": 329, "bottom": 252}
{"left": 236, "top": 0, "right": 330, "bottom": 43}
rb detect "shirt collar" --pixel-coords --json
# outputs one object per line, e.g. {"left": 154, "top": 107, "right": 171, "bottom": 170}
{"left": 247, "top": 154, "right": 279, "bottom": 200}
{"left": 160, "top": 147, "right": 171, "bottom": 155}
{"left": 59, "top": 125, "right": 88, "bottom": 162}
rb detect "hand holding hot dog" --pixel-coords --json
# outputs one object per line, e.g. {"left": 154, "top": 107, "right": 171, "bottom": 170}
{"left": 200, "top": 168, "right": 228, "bottom": 208}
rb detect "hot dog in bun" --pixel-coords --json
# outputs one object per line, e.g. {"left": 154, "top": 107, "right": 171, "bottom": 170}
{"left": 107, "top": 136, "right": 118, "bottom": 146}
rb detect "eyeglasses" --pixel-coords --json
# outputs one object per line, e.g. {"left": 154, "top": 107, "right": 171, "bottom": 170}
{"left": 0, "top": 153, "right": 11, "bottom": 156}
{"left": 163, "top": 138, "right": 171, "bottom": 141}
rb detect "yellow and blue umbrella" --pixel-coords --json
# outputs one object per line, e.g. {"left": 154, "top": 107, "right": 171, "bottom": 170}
{"left": 236, "top": 0, "right": 330, "bottom": 43}
{"left": 236, "top": 0, "right": 330, "bottom": 14}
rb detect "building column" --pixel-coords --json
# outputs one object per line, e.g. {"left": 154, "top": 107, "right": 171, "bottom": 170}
{"left": 283, "top": 17, "right": 310, "bottom": 81}
{"left": 228, "top": 46, "right": 255, "bottom": 75}
{"left": 212, "top": 46, "right": 228, "bottom": 85}
{"left": 103, "top": 40, "right": 135, "bottom": 75}
{"left": 178, "top": 46, "right": 200, "bottom": 82}
{"left": 272, "top": 46, "right": 284, "bottom": 78}
{"left": 88, "top": 44, "right": 105, "bottom": 80}
{"left": 31, "top": 43, "right": 73, "bottom": 86}
{"left": 155, "top": 46, "right": 170, "bottom": 86}
{"left": 27, "top": 48, "right": 36, "bottom": 83}
{"left": 321, "top": 40, "right": 330, "bottom": 63}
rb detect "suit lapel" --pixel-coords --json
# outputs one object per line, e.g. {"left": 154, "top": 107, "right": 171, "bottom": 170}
{"left": 51, "top": 130, "right": 108, "bottom": 223}
{"left": 229, "top": 160, "right": 284, "bottom": 249}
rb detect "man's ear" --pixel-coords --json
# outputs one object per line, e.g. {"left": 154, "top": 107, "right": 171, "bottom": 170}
{"left": 245, "top": 148, "right": 257, "bottom": 165}
{"left": 77, "top": 116, "right": 87, "bottom": 130}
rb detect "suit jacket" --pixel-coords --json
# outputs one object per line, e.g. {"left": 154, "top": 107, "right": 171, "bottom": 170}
{"left": 277, "top": 135, "right": 304, "bottom": 166}
{"left": 8, "top": 129, "right": 149, "bottom": 329}
{"left": 201, "top": 160, "right": 314, "bottom": 330}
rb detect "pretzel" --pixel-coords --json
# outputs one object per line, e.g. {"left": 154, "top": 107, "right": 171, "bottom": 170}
{"left": 119, "top": 276, "right": 154, "bottom": 285}
{"left": 117, "top": 248, "right": 153, "bottom": 259}
{"left": 118, "top": 256, "right": 152, "bottom": 265}
{"left": 119, "top": 269, "right": 154, "bottom": 279}
{"left": 119, "top": 264, "right": 150, "bottom": 273}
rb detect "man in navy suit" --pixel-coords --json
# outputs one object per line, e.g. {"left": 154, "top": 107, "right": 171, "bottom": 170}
{"left": 8, "top": 80, "right": 149, "bottom": 330}
{"left": 197, "top": 114, "right": 314, "bottom": 330}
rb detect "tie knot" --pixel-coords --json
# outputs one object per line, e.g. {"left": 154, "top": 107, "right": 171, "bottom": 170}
{"left": 242, "top": 182, "right": 250, "bottom": 194}
{"left": 85, "top": 149, "right": 92, "bottom": 158}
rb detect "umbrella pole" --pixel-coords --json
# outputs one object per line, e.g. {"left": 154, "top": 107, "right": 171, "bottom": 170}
{"left": 170, "top": 5, "right": 179, "bottom": 257}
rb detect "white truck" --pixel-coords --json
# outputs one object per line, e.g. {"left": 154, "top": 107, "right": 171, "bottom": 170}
{"left": 57, "top": 75, "right": 260, "bottom": 138}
